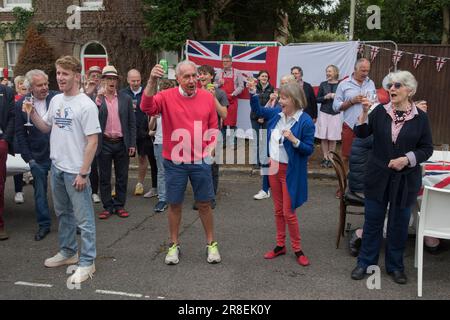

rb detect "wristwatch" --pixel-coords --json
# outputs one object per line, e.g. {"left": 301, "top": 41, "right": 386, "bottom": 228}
{"left": 79, "top": 173, "right": 88, "bottom": 179}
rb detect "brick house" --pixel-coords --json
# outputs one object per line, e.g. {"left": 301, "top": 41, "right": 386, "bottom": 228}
{"left": 0, "top": 0, "right": 160, "bottom": 86}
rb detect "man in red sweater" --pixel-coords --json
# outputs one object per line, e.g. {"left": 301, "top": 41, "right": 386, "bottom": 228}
{"left": 141, "top": 60, "right": 221, "bottom": 265}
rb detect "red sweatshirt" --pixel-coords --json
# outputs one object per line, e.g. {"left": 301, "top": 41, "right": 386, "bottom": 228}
{"left": 141, "top": 88, "right": 218, "bottom": 163}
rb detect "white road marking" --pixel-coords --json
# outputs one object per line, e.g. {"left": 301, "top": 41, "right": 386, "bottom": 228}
{"left": 95, "top": 289, "right": 143, "bottom": 298}
{"left": 15, "top": 281, "right": 53, "bottom": 288}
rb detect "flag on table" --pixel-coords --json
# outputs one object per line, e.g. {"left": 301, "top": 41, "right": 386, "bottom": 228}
{"left": 413, "top": 54, "right": 425, "bottom": 69}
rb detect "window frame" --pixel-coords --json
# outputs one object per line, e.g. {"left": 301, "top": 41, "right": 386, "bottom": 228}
{"left": 6, "top": 41, "right": 23, "bottom": 69}
{"left": 2, "top": 0, "right": 32, "bottom": 10}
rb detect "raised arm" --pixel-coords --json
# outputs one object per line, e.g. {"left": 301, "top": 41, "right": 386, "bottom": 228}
{"left": 141, "top": 64, "right": 164, "bottom": 116}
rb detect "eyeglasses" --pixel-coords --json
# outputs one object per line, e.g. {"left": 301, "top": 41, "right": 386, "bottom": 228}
{"left": 386, "top": 82, "right": 402, "bottom": 89}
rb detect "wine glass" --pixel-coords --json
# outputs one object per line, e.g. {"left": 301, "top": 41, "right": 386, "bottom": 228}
{"left": 365, "top": 90, "right": 378, "bottom": 105}
{"left": 23, "top": 96, "right": 34, "bottom": 127}
{"left": 443, "top": 144, "right": 449, "bottom": 167}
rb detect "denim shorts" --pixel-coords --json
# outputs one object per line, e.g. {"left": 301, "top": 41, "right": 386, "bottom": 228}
{"left": 163, "top": 159, "right": 214, "bottom": 204}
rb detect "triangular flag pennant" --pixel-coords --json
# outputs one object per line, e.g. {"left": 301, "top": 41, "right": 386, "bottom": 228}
{"left": 358, "top": 43, "right": 365, "bottom": 55}
{"left": 436, "top": 57, "right": 448, "bottom": 72}
{"left": 413, "top": 54, "right": 425, "bottom": 69}
{"left": 370, "top": 46, "right": 380, "bottom": 62}
{"left": 392, "top": 50, "right": 403, "bottom": 66}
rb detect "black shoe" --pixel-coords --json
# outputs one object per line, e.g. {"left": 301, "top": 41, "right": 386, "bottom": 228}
{"left": 192, "top": 203, "right": 198, "bottom": 210}
{"left": 351, "top": 266, "right": 366, "bottom": 280}
{"left": 154, "top": 201, "right": 168, "bottom": 213}
{"left": 211, "top": 199, "right": 216, "bottom": 209}
{"left": 348, "top": 230, "right": 362, "bottom": 257}
{"left": 320, "top": 159, "right": 327, "bottom": 168}
{"left": 388, "top": 270, "right": 407, "bottom": 284}
{"left": 34, "top": 228, "right": 50, "bottom": 241}
{"left": 76, "top": 227, "right": 81, "bottom": 235}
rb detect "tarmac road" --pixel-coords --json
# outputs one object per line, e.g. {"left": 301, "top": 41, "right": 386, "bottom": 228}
{"left": 1, "top": 172, "right": 449, "bottom": 301}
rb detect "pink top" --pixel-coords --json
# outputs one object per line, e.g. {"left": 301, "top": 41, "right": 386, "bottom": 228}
{"left": 98, "top": 92, "right": 123, "bottom": 138}
{"left": 141, "top": 88, "right": 218, "bottom": 163}
{"left": 384, "top": 102, "right": 418, "bottom": 144}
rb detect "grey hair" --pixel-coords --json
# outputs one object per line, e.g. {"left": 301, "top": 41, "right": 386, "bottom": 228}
{"left": 383, "top": 70, "right": 418, "bottom": 96}
{"left": 280, "top": 74, "right": 296, "bottom": 85}
{"left": 175, "top": 60, "right": 197, "bottom": 76}
{"left": 354, "top": 57, "right": 370, "bottom": 70}
{"left": 278, "top": 82, "right": 307, "bottom": 111}
{"left": 24, "top": 69, "right": 48, "bottom": 90}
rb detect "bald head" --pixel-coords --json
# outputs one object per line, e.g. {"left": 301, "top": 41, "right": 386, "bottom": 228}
{"left": 127, "top": 69, "right": 142, "bottom": 91}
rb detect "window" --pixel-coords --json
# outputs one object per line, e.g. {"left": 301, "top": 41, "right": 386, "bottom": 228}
{"left": 80, "top": 0, "right": 104, "bottom": 11}
{"left": 3, "top": 0, "right": 32, "bottom": 9}
{"left": 6, "top": 41, "right": 23, "bottom": 68}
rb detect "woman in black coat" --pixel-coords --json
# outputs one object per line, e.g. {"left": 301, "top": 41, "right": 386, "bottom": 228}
{"left": 350, "top": 70, "right": 433, "bottom": 285}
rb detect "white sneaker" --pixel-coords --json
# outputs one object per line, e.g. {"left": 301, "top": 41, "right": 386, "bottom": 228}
{"left": 206, "top": 241, "right": 221, "bottom": 264}
{"left": 14, "top": 192, "right": 24, "bottom": 204}
{"left": 67, "top": 264, "right": 95, "bottom": 284}
{"left": 165, "top": 244, "right": 180, "bottom": 265}
{"left": 91, "top": 193, "right": 101, "bottom": 203}
{"left": 44, "top": 252, "right": 79, "bottom": 268}
{"left": 253, "top": 190, "right": 270, "bottom": 200}
{"left": 143, "top": 188, "right": 157, "bottom": 198}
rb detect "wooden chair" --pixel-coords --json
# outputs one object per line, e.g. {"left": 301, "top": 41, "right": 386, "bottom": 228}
{"left": 328, "top": 151, "right": 365, "bottom": 248}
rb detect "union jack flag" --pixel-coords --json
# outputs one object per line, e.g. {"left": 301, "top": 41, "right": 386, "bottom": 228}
{"left": 436, "top": 57, "right": 448, "bottom": 72}
{"left": 392, "top": 50, "right": 403, "bottom": 66}
{"left": 413, "top": 54, "right": 425, "bottom": 69}
{"left": 370, "top": 46, "right": 380, "bottom": 62}
{"left": 186, "top": 40, "right": 279, "bottom": 91}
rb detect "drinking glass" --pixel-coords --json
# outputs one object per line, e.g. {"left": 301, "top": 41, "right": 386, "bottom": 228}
{"left": 23, "top": 96, "right": 33, "bottom": 127}
{"left": 132, "top": 99, "right": 137, "bottom": 112}
{"left": 443, "top": 144, "right": 449, "bottom": 166}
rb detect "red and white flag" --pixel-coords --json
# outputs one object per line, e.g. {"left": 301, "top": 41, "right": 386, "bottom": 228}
{"left": 413, "top": 54, "right": 425, "bottom": 69}
{"left": 436, "top": 57, "right": 448, "bottom": 72}
{"left": 392, "top": 50, "right": 403, "bottom": 66}
{"left": 370, "top": 46, "right": 380, "bottom": 62}
{"left": 186, "top": 40, "right": 358, "bottom": 136}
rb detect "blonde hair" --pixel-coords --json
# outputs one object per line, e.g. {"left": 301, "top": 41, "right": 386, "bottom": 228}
{"left": 278, "top": 83, "right": 307, "bottom": 110}
{"left": 280, "top": 74, "right": 296, "bottom": 85}
{"left": 55, "top": 55, "right": 82, "bottom": 73}
{"left": 14, "top": 75, "right": 25, "bottom": 89}
{"left": 326, "top": 65, "right": 339, "bottom": 80}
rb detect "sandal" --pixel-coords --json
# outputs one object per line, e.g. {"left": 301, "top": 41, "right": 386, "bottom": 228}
{"left": 116, "top": 208, "right": 129, "bottom": 218}
{"left": 99, "top": 210, "right": 112, "bottom": 220}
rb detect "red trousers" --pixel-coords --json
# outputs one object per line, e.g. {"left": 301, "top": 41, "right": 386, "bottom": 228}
{"left": 0, "top": 140, "right": 8, "bottom": 228}
{"left": 268, "top": 160, "right": 302, "bottom": 252}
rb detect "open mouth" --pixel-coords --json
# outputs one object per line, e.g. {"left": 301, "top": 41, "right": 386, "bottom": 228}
{"left": 390, "top": 93, "right": 398, "bottom": 99}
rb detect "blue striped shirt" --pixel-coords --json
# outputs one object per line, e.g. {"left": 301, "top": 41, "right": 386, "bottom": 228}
{"left": 332, "top": 75, "right": 376, "bottom": 129}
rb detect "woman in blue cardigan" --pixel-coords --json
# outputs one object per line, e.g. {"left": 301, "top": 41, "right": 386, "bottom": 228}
{"left": 351, "top": 70, "right": 433, "bottom": 284}
{"left": 248, "top": 82, "right": 315, "bottom": 266}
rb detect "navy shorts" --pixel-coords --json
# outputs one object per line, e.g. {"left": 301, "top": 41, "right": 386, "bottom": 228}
{"left": 163, "top": 159, "right": 214, "bottom": 204}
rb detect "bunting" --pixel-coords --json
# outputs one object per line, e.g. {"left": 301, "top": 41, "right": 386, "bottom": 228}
{"left": 413, "top": 54, "right": 425, "bottom": 69}
{"left": 436, "top": 57, "right": 448, "bottom": 72}
{"left": 358, "top": 43, "right": 449, "bottom": 73}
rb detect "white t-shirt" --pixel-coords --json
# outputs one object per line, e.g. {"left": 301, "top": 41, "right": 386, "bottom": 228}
{"left": 154, "top": 116, "right": 163, "bottom": 145}
{"left": 43, "top": 93, "right": 101, "bottom": 174}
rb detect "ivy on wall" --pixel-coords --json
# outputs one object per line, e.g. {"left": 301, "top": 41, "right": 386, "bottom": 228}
{"left": 0, "top": 6, "right": 34, "bottom": 40}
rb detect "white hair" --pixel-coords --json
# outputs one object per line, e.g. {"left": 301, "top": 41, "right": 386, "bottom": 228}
{"left": 24, "top": 69, "right": 48, "bottom": 90}
{"left": 280, "top": 74, "right": 296, "bottom": 85}
{"left": 175, "top": 60, "right": 197, "bottom": 76}
{"left": 382, "top": 70, "right": 418, "bottom": 96}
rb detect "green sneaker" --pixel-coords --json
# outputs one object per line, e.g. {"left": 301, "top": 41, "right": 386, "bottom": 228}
{"left": 206, "top": 241, "right": 221, "bottom": 264}
{"left": 165, "top": 243, "right": 180, "bottom": 265}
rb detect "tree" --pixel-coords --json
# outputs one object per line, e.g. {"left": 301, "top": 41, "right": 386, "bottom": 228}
{"left": 331, "top": 0, "right": 450, "bottom": 44}
{"left": 14, "top": 25, "right": 56, "bottom": 89}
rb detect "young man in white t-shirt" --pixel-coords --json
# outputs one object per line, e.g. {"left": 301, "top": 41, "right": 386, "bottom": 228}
{"left": 29, "top": 56, "right": 101, "bottom": 284}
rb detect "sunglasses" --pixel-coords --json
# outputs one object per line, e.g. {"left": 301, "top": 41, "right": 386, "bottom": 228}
{"left": 386, "top": 82, "right": 402, "bottom": 89}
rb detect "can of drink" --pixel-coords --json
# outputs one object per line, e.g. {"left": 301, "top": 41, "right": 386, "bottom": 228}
{"left": 159, "top": 59, "right": 168, "bottom": 78}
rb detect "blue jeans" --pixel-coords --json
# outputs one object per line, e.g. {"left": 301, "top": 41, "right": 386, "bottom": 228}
{"left": 30, "top": 160, "right": 51, "bottom": 229}
{"left": 357, "top": 198, "right": 412, "bottom": 273}
{"left": 50, "top": 165, "right": 96, "bottom": 267}
{"left": 154, "top": 144, "right": 166, "bottom": 202}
